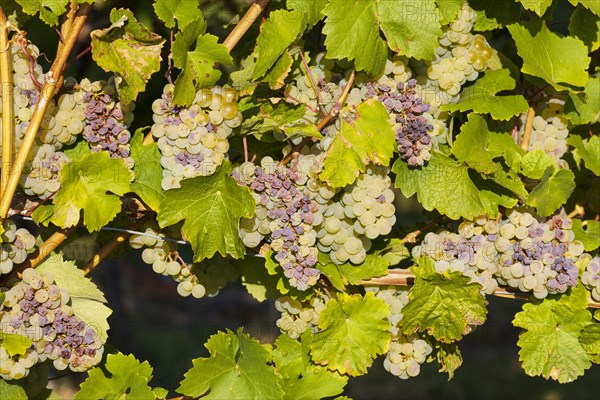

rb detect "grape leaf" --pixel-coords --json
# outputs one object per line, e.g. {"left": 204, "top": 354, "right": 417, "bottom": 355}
{"left": 264, "top": 51, "right": 294, "bottom": 90}
{"left": 252, "top": 10, "right": 307, "bottom": 79}
{"left": 580, "top": 323, "right": 600, "bottom": 363}
{"left": 316, "top": 252, "right": 388, "bottom": 291}
{"left": 442, "top": 69, "right": 529, "bottom": 121}
{"left": 401, "top": 258, "right": 488, "bottom": 342}
{"left": 287, "top": 0, "right": 328, "bottom": 27}
{"left": 91, "top": 9, "right": 165, "bottom": 104}
{"left": 171, "top": 18, "right": 231, "bottom": 106}
{"left": 273, "top": 335, "right": 348, "bottom": 400}
{"left": 51, "top": 151, "right": 131, "bottom": 231}
{"left": 513, "top": 286, "right": 595, "bottom": 383}
{"left": 322, "top": 0, "right": 388, "bottom": 75}
{"left": 569, "top": 5, "right": 600, "bottom": 51}
{"left": 470, "top": 0, "right": 522, "bottom": 31}
{"left": 0, "top": 380, "right": 26, "bottom": 400}
{"left": 0, "top": 333, "right": 32, "bottom": 357}
{"left": 568, "top": 0, "right": 600, "bottom": 15}
{"left": 393, "top": 151, "right": 488, "bottom": 220}
{"left": 37, "top": 253, "right": 112, "bottom": 342}
{"left": 75, "top": 353, "right": 156, "bottom": 400}
{"left": 15, "top": 0, "right": 67, "bottom": 26}
{"left": 527, "top": 168, "right": 576, "bottom": 217}
{"left": 309, "top": 292, "right": 390, "bottom": 376}
{"left": 157, "top": 162, "right": 255, "bottom": 261}
{"left": 508, "top": 22, "right": 590, "bottom": 91}
{"left": 239, "top": 97, "right": 310, "bottom": 139}
{"left": 435, "top": 342, "right": 463, "bottom": 379}
{"left": 377, "top": 0, "right": 442, "bottom": 60}
{"left": 515, "top": 0, "right": 553, "bottom": 16}
{"left": 177, "top": 329, "right": 283, "bottom": 399}
{"left": 434, "top": 0, "right": 463, "bottom": 24}
{"left": 239, "top": 256, "right": 281, "bottom": 302}
{"left": 571, "top": 219, "right": 600, "bottom": 251}
{"left": 320, "top": 99, "right": 396, "bottom": 187}
{"left": 451, "top": 114, "right": 498, "bottom": 174}
{"left": 565, "top": 77, "right": 600, "bottom": 125}
{"left": 153, "top": 0, "right": 203, "bottom": 29}
{"left": 518, "top": 150, "right": 556, "bottom": 180}
{"left": 130, "top": 130, "right": 164, "bottom": 211}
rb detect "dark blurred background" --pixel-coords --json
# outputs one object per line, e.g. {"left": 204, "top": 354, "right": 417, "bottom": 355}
{"left": 18, "top": 0, "right": 600, "bottom": 398}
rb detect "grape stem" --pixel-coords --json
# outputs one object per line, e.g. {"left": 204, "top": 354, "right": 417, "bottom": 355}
{"left": 63, "top": 45, "right": 91, "bottom": 71}
{"left": 519, "top": 107, "right": 535, "bottom": 152}
{"left": 83, "top": 213, "right": 153, "bottom": 275}
{"left": 243, "top": 136, "right": 249, "bottom": 163}
{"left": 567, "top": 205, "right": 585, "bottom": 219}
{"left": 0, "top": 2, "right": 91, "bottom": 220}
{"left": 401, "top": 215, "right": 445, "bottom": 244}
{"left": 363, "top": 269, "right": 600, "bottom": 309}
{"left": 0, "top": 8, "right": 14, "bottom": 195}
{"left": 299, "top": 50, "right": 326, "bottom": 117}
{"left": 222, "top": 0, "right": 271, "bottom": 52}
{"left": 164, "top": 30, "right": 174, "bottom": 84}
{"left": 279, "top": 69, "right": 356, "bottom": 166}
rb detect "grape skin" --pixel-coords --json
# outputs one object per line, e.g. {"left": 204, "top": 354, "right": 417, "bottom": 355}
{"left": 1, "top": 220, "right": 37, "bottom": 276}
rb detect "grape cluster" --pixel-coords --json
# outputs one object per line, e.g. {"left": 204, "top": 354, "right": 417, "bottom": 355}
{"left": 151, "top": 84, "right": 241, "bottom": 190}
{"left": 363, "top": 79, "right": 433, "bottom": 166}
{"left": 79, "top": 78, "right": 134, "bottom": 162}
{"left": 274, "top": 295, "right": 328, "bottom": 339}
{"left": 413, "top": 210, "right": 587, "bottom": 298}
{"left": 22, "top": 144, "right": 70, "bottom": 200}
{"left": 0, "top": 268, "right": 104, "bottom": 377}
{"left": 366, "top": 286, "right": 433, "bottom": 379}
{"left": 581, "top": 256, "right": 600, "bottom": 301}
{"left": 1, "top": 220, "right": 37, "bottom": 275}
{"left": 39, "top": 78, "right": 85, "bottom": 149}
{"left": 526, "top": 100, "right": 569, "bottom": 169}
{"left": 313, "top": 166, "right": 396, "bottom": 265}
{"left": 129, "top": 227, "right": 238, "bottom": 298}
{"left": 235, "top": 157, "right": 322, "bottom": 290}
{"left": 0, "top": 43, "right": 48, "bottom": 153}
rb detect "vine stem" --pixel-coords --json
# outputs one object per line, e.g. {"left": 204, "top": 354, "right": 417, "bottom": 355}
{"left": 222, "top": 0, "right": 271, "bottom": 52}
{"left": 519, "top": 107, "right": 535, "bottom": 152}
{"left": 0, "top": 8, "right": 14, "bottom": 195}
{"left": 363, "top": 269, "right": 600, "bottom": 309}
{"left": 279, "top": 70, "right": 356, "bottom": 166}
{"left": 401, "top": 215, "right": 445, "bottom": 244}
{"left": 299, "top": 50, "right": 326, "bottom": 117}
{"left": 0, "top": 3, "right": 91, "bottom": 219}
{"left": 83, "top": 214, "right": 152, "bottom": 275}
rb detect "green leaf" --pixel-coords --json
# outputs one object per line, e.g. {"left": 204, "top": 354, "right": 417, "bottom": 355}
{"left": 451, "top": 114, "right": 498, "bottom": 174}
{"left": 130, "top": 130, "right": 165, "bottom": 211}
{"left": 377, "top": 0, "right": 442, "bottom": 60}
{"left": 37, "top": 253, "right": 112, "bottom": 342}
{"left": 515, "top": 0, "right": 553, "bottom": 16}
{"left": 15, "top": 0, "right": 67, "bottom": 26}
{"left": 519, "top": 150, "right": 556, "bottom": 179}
{"left": 435, "top": 342, "right": 463, "bottom": 379}
{"left": 442, "top": 69, "right": 529, "bottom": 121}
{"left": 393, "top": 151, "right": 488, "bottom": 220}
{"left": 513, "top": 286, "right": 595, "bottom": 383}
{"left": 240, "top": 97, "right": 309, "bottom": 138}
{"left": 571, "top": 219, "right": 600, "bottom": 251}
{"left": 316, "top": 252, "right": 388, "bottom": 291}
{"left": 253, "top": 10, "right": 307, "bottom": 79}
{"left": 239, "top": 256, "right": 281, "bottom": 302}
{"left": 401, "top": 258, "right": 488, "bottom": 342}
{"left": 172, "top": 20, "right": 232, "bottom": 106}
{"left": 153, "top": 0, "right": 203, "bottom": 29}
{"left": 569, "top": 5, "right": 600, "bottom": 51}
{"left": 434, "top": 0, "right": 463, "bottom": 24}
{"left": 527, "top": 168, "right": 576, "bottom": 217}
{"left": 91, "top": 9, "right": 165, "bottom": 104}
{"left": 264, "top": 51, "right": 294, "bottom": 90}
{"left": 508, "top": 22, "right": 590, "bottom": 91}
{"left": 564, "top": 77, "right": 600, "bottom": 125}
{"left": 31, "top": 203, "right": 54, "bottom": 226}
{"left": 309, "top": 292, "right": 390, "bottom": 376}
{"left": 178, "top": 329, "right": 283, "bottom": 399}
{"left": 51, "top": 151, "right": 131, "bottom": 231}
{"left": 320, "top": 99, "right": 396, "bottom": 187}
{"left": 580, "top": 323, "right": 600, "bottom": 363}
{"left": 0, "top": 380, "right": 27, "bottom": 400}
{"left": 273, "top": 335, "right": 347, "bottom": 400}
{"left": 157, "top": 162, "right": 255, "bottom": 261}
{"left": 568, "top": 0, "right": 600, "bottom": 15}
{"left": 470, "top": 0, "right": 522, "bottom": 31}
{"left": 0, "top": 333, "right": 32, "bottom": 357}
{"left": 75, "top": 353, "right": 156, "bottom": 400}
{"left": 322, "top": 0, "right": 388, "bottom": 76}
{"left": 287, "top": 0, "right": 328, "bottom": 27}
